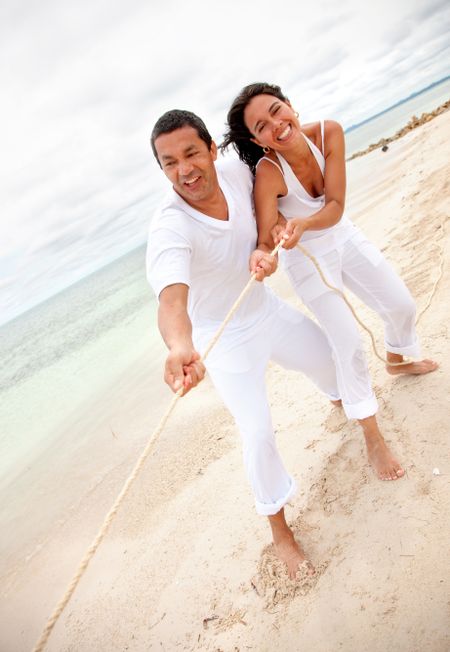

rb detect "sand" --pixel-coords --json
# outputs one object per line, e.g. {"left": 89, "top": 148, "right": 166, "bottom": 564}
{"left": 1, "top": 110, "right": 449, "bottom": 652}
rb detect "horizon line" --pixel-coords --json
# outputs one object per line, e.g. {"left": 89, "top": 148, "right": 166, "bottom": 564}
{"left": 344, "top": 74, "right": 450, "bottom": 133}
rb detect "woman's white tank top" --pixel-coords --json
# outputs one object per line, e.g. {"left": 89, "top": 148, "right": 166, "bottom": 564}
{"left": 256, "top": 120, "right": 356, "bottom": 255}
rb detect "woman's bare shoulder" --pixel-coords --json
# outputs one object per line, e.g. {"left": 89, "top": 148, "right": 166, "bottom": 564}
{"left": 303, "top": 119, "right": 343, "bottom": 138}
{"left": 254, "top": 154, "right": 286, "bottom": 195}
{"left": 324, "top": 120, "right": 344, "bottom": 136}
{"left": 255, "top": 153, "right": 283, "bottom": 179}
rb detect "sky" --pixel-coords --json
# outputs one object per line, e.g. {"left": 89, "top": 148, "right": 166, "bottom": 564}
{"left": 1, "top": 0, "right": 449, "bottom": 324}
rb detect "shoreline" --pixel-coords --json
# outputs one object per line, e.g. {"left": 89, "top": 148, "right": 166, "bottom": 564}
{"left": 346, "top": 98, "right": 450, "bottom": 160}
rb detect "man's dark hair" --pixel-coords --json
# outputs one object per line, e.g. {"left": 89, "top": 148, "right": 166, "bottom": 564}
{"left": 151, "top": 109, "right": 213, "bottom": 166}
{"left": 220, "top": 83, "right": 289, "bottom": 174}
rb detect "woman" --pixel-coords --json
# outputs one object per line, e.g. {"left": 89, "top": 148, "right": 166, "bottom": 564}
{"left": 221, "top": 82, "right": 437, "bottom": 481}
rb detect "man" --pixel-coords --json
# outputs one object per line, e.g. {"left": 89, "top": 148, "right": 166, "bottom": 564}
{"left": 146, "top": 109, "right": 340, "bottom": 578}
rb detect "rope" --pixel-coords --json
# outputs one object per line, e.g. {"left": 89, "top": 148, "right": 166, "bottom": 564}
{"left": 295, "top": 243, "right": 404, "bottom": 366}
{"left": 200, "top": 242, "right": 282, "bottom": 359}
{"left": 32, "top": 391, "right": 182, "bottom": 652}
{"left": 33, "top": 222, "right": 446, "bottom": 649}
{"left": 31, "top": 239, "right": 285, "bottom": 652}
{"left": 295, "top": 215, "right": 446, "bottom": 366}
{"left": 415, "top": 219, "right": 447, "bottom": 324}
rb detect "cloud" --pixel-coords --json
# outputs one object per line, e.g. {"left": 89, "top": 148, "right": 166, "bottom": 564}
{"left": 1, "top": 0, "right": 449, "bottom": 323}
{"left": 411, "top": 0, "right": 449, "bottom": 22}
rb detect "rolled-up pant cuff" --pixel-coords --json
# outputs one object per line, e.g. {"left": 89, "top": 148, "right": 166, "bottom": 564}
{"left": 324, "top": 391, "right": 341, "bottom": 402}
{"left": 255, "top": 477, "right": 297, "bottom": 516}
{"left": 385, "top": 339, "right": 421, "bottom": 358}
{"left": 343, "top": 394, "right": 378, "bottom": 420}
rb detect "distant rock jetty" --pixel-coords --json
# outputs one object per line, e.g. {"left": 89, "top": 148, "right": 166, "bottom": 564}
{"left": 347, "top": 99, "right": 450, "bottom": 161}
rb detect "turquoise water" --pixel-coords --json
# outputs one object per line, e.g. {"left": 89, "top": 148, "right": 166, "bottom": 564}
{"left": 1, "top": 78, "right": 449, "bottom": 486}
{"left": 0, "top": 245, "right": 160, "bottom": 486}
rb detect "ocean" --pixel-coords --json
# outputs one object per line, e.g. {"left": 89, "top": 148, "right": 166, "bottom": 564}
{"left": 1, "top": 76, "right": 449, "bottom": 493}
{"left": 0, "top": 245, "right": 161, "bottom": 488}
{"left": 344, "top": 76, "right": 450, "bottom": 156}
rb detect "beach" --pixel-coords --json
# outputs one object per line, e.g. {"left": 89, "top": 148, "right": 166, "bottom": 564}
{"left": 1, "top": 108, "right": 449, "bottom": 651}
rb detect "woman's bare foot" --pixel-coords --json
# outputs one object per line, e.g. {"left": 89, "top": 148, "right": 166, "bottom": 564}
{"left": 386, "top": 352, "right": 438, "bottom": 376}
{"left": 268, "top": 509, "right": 315, "bottom": 579}
{"left": 359, "top": 416, "right": 404, "bottom": 481}
{"left": 330, "top": 399, "right": 343, "bottom": 407}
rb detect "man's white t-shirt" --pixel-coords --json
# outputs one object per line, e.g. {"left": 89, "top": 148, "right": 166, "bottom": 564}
{"left": 146, "top": 157, "right": 280, "bottom": 371}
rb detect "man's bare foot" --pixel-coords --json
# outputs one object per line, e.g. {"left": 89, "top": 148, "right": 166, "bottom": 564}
{"left": 386, "top": 358, "right": 439, "bottom": 375}
{"left": 359, "top": 416, "right": 404, "bottom": 481}
{"left": 330, "top": 399, "right": 343, "bottom": 407}
{"left": 366, "top": 437, "right": 404, "bottom": 480}
{"left": 268, "top": 508, "right": 315, "bottom": 579}
{"left": 273, "top": 533, "right": 315, "bottom": 579}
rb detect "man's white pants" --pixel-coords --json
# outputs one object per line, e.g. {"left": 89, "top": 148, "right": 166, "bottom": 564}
{"left": 206, "top": 301, "right": 339, "bottom": 516}
{"left": 283, "top": 229, "right": 421, "bottom": 420}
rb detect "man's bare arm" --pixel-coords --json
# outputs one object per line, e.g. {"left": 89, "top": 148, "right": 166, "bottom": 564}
{"left": 158, "top": 283, "right": 205, "bottom": 394}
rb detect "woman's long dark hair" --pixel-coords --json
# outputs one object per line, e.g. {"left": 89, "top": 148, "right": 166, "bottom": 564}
{"left": 220, "top": 82, "right": 289, "bottom": 174}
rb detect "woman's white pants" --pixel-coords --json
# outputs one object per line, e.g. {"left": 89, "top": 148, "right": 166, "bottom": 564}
{"left": 206, "top": 301, "right": 339, "bottom": 516}
{"left": 283, "top": 229, "right": 421, "bottom": 420}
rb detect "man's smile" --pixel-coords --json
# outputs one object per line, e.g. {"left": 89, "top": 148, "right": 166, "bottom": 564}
{"left": 184, "top": 175, "right": 201, "bottom": 186}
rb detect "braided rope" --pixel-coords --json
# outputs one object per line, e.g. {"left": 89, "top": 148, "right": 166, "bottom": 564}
{"left": 32, "top": 223, "right": 446, "bottom": 649}
{"left": 295, "top": 243, "right": 405, "bottom": 366}
{"left": 32, "top": 391, "right": 182, "bottom": 652}
{"left": 414, "top": 219, "right": 447, "bottom": 324}
{"left": 31, "top": 240, "right": 285, "bottom": 652}
{"left": 295, "top": 215, "right": 446, "bottom": 366}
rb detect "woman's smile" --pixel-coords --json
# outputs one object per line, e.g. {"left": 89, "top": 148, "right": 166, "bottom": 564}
{"left": 276, "top": 123, "right": 292, "bottom": 142}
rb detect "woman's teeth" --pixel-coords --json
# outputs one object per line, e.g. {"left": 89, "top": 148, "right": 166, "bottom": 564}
{"left": 277, "top": 125, "right": 291, "bottom": 141}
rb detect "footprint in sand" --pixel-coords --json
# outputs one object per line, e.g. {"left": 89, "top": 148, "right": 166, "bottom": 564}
{"left": 251, "top": 544, "right": 328, "bottom": 608}
{"left": 322, "top": 408, "right": 348, "bottom": 434}
{"left": 250, "top": 439, "right": 368, "bottom": 608}
{"left": 309, "top": 439, "right": 369, "bottom": 515}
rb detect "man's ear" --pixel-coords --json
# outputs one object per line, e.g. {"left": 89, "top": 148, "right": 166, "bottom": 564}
{"left": 210, "top": 140, "right": 218, "bottom": 161}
